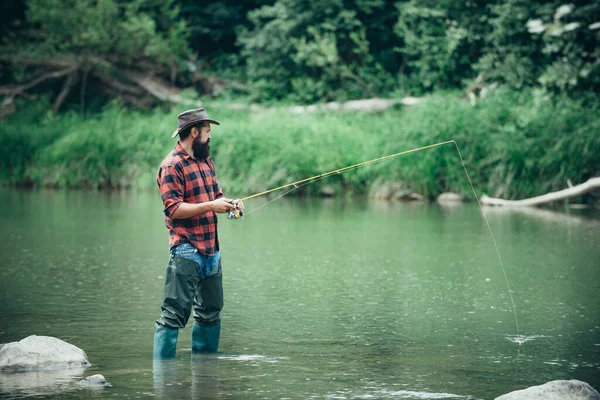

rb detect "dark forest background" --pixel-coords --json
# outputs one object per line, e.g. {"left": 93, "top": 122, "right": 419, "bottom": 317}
{"left": 1, "top": 0, "right": 598, "bottom": 112}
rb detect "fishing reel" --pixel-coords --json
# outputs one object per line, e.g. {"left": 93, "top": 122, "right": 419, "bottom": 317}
{"left": 227, "top": 199, "right": 244, "bottom": 220}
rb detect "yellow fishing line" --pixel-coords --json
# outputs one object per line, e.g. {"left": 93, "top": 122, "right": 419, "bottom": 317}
{"left": 239, "top": 139, "right": 521, "bottom": 343}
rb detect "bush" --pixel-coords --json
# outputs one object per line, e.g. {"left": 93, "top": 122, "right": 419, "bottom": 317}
{"left": 1, "top": 90, "right": 598, "bottom": 203}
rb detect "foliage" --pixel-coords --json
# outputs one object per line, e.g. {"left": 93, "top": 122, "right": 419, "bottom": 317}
{"left": 473, "top": 0, "right": 548, "bottom": 90}
{"left": 179, "top": 0, "right": 273, "bottom": 57}
{"left": 238, "top": 0, "right": 397, "bottom": 103}
{"left": 393, "top": 0, "right": 488, "bottom": 92}
{"left": 1, "top": 0, "right": 599, "bottom": 105}
{"left": 4, "top": 0, "right": 190, "bottom": 67}
{"left": 235, "top": 0, "right": 599, "bottom": 100}
{"left": 527, "top": 3, "right": 600, "bottom": 95}
{"left": 474, "top": 0, "right": 600, "bottom": 96}
{"left": 2, "top": 92, "right": 598, "bottom": 203}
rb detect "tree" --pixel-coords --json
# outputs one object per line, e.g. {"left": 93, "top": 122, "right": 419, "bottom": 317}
{"left": 475, "top": 0, "right": 599, "bottom": 95}
{"left": 0, "top": 0, "right": 196, "bottom": 115}
{"left": 393, "top": 0, "right": 491, "bottom": 92}
{"left": 238, "top": 0, "right": 397, "bottom": 103}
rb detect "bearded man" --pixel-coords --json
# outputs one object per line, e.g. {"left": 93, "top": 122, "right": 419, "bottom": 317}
{"left": 153, "top": 108, "right": 243, "bottom": 358}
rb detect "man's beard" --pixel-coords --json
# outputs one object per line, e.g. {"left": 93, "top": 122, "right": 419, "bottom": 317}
{"left": 192, "top": 137, "right": 210, "bottom": 160}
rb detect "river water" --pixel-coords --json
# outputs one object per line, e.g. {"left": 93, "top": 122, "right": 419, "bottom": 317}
{"left": 0, "top": 189, "right": 599, "bottom": 399}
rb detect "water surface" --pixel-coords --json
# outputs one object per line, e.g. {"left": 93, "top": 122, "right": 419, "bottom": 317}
{"left": 0, "top": 189, "right": 599, "bottom": 399}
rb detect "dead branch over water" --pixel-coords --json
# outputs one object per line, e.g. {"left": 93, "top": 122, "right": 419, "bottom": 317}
{"left": 481, "top": 177, "right": 600, "bottom": 207}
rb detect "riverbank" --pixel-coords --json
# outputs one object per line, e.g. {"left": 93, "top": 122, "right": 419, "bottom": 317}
{"left": 1, "top": 89, "right": 598, "bottom": 201}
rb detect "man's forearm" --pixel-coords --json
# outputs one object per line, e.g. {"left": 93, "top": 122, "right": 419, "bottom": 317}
{"left": 171, "top": 201, "right": 214, "bottom": 220}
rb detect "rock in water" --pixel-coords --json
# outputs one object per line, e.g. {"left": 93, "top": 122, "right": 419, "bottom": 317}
{"left": 495, "top": 379, "right": 600, "bottom": 400}
{"left": 0, "top": 336, "right": 91, "bottom": 371}
{"left": 78, "top": 374, "right": 111, "bottom": 387}
{"left": 436, "top": 192, "right": 463, "bottom": 203}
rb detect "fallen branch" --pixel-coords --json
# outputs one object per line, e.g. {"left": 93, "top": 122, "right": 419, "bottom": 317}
{"left": 0, "top": 52, "right": 423, "bottom": 114}
{"left": 0, "top": 54, "right": 204, "bottom": 112}
{"left": 0, "top": 66, "right": 79, "bottom": 117}
{"left": 288, "top": 97, "right": 424, "bottom": 114}
{"left": 0, "top": 52, "right": 75, "bottom": 68}
{"left": 52, "top": 71, "right": 79, "bottom": 112}
{"left": 121, "top": 69, "right": 200, "bottom": 106}
{"left": 92, "top": 70, "right": 144, "bottom": 95}
{"left": 0, "top": 66, "right": 78, "bottom": 96}
{"left": 481, "top": 177, "right": 600, "bottom": 206}
{"left": 227, "top": 97, "right": 425, "bottom": 114}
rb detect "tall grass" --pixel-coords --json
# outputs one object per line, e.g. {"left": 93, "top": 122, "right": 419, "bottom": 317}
{"left": 1, "top": 90, "right": 598, "bottom": 201}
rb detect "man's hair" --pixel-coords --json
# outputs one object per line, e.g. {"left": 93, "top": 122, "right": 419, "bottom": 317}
{"left": 178, "top": 121, "right": 208, "bottom": 141}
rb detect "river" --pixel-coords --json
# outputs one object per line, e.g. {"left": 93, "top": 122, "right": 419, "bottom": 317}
{"left": 0, "top": 189, "right": 599, "bottom": 399}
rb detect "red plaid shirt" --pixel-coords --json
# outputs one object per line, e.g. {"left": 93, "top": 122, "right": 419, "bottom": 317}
{"left": 157, "top": 142, "right": 224, "bottom": 255}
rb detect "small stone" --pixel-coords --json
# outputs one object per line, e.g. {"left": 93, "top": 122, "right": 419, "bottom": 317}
{"left": 320, "top": 185, "right": 335, "bottom": 197}
{"left": 78, "top": 374, "right": 111, "bottom": 387}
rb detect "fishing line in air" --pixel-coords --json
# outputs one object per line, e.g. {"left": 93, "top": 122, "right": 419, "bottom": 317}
{"left": 236, "top": 140, "right": 521, "bottom": 343}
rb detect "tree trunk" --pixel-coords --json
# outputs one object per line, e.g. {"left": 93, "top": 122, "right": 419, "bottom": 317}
{"left": 481, "top": 177, "right": 600, "bottom": 206}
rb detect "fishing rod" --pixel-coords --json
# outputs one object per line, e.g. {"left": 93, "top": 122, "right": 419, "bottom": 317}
{"left": 226, "top": 140, "right": 455, "bottom": 219}
{"left": 227, "top": 139, "right": 522, "bottom": 345}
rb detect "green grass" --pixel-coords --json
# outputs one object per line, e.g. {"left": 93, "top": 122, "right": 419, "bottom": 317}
{"left": 1, "top": 90, "right": 599, "bottom": 202}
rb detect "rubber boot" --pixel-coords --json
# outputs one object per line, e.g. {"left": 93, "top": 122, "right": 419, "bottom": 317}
{"left": 153, "top": 326, "right": 179, "bottom": 359}
{"left": 192, "top": 323, "right": 220, "bottom": 353}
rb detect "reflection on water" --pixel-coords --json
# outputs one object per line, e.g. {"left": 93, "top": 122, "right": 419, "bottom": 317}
{"left": 152, "top": 356, "right": 221, "bottom": 399}
{"left": 0, "top": 367, "right": 87, "bottom": 398}
{"left": 0, "top": 189, "right": 599, "bottom": 399}
{"left": 482, "top": 204, "right": 600, "bottom": 226}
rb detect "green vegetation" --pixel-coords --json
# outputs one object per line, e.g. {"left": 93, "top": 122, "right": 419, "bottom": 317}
{"left": 1, "top": 0, "right": 598, "bottom": 108}
{"left": 1, "top": 1, "right": 598, "bottom": 200}
{"left": 2, "top": 90, "right": 598, "bottom": 201}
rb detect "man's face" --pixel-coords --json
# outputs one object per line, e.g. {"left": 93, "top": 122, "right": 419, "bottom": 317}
{"left": 192, "top": 123, "right": 211, "bottom": 160}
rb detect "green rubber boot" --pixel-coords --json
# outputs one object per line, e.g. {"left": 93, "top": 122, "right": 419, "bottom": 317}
{"left": 192, "top": 323, "right": 221, "bottom": 353}
{"left": 153, "top": 326, "right": 179, "bottom": 359}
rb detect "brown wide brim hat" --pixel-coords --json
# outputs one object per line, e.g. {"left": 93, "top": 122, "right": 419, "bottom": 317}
{"left": 171, "top": 108, "right": 220, "bottom": 138}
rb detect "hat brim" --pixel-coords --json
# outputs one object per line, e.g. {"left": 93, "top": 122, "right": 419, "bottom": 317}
{"left": 171, "top": 119, "right": 220, "bottom": 138}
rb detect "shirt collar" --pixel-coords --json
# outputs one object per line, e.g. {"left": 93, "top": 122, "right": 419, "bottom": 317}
{"left": 175, "top": 142, "right": 212, "bottom": 165}
{"left": 175, "top": 142, "right": 193, "bottom": 160}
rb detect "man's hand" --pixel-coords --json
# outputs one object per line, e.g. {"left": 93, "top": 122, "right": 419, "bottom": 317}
{"left": 235, "top": 200, "right": 245, "bottom": 211}
{"left": 211, "top": 198, "right": 236, "bottom": 214}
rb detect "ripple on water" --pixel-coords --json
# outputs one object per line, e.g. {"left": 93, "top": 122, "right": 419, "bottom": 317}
{"left": 325, "top": 388, "right": 478, "bottom": 399}
{"left": 505, "top": 335, "right": 551, "bottom": 344}
{"left": 217, "top": 354, "right": 287, "bottom": 363}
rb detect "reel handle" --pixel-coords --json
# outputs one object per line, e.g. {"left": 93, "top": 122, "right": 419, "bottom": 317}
{"left": 227, "top": 199, "right": 244, "bottom": 220}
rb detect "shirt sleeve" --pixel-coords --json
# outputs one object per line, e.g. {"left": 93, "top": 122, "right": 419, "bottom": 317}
{"left": 157, "top": 164, "right": 184, "bottom": 218}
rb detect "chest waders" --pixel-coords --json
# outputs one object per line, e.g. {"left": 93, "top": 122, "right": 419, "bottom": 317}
{"left": 153, "top": 249, "right": 223, "bottom": 358}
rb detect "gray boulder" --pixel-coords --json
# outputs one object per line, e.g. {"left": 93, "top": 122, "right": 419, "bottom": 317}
{"left": 0, "top": 336, "right": 91, "bottom": 371}
{"left": 495, "top": 380, "right": 600, "bottom": 400}
{"left": 78, "top": 374, "right": 111, "bottom": 387}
